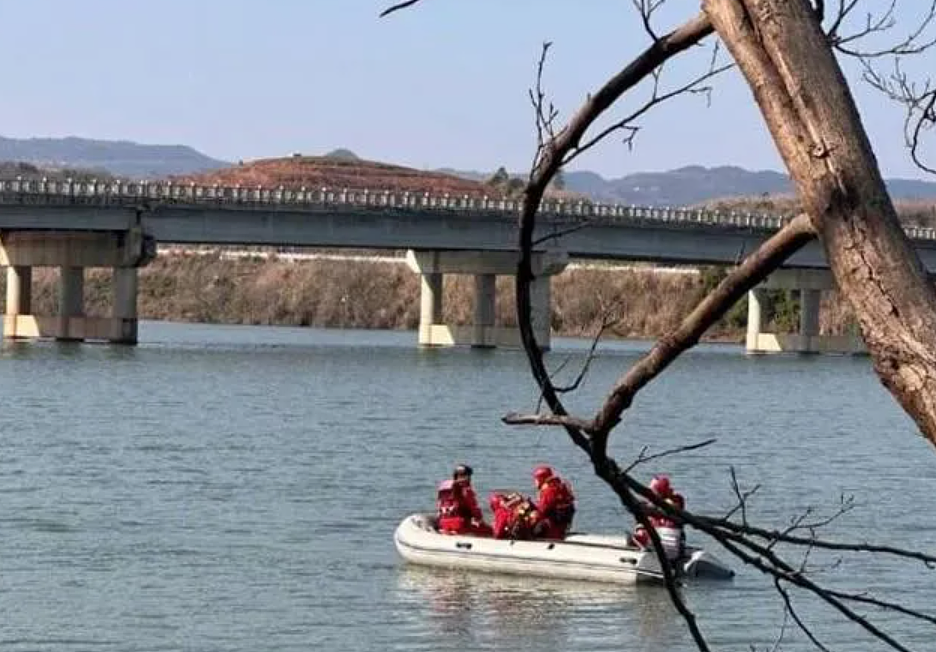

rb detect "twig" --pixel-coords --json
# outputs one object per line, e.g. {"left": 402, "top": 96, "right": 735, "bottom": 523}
{"left": 531, "top": 220, "right": 592, "bottom": 247}
{"left": 623, "top": 438, "right": 718, "bottom": 473}
{"left": 565, "top": 60, "right": 732, "bottom": 166}
{"left": 775, "top": 579, "right": 834, "bottom": 652}
{"left": 832, "top": 0, "right": 936, "bottom": 58}
{"left": 724, "top": 466, "right": 761, "bottom": 526}
{"left": 379, "top": 0, "right": 426, "bottom": 17}
{"left": 551, "top": 318, "right": 611, "bottom": 393}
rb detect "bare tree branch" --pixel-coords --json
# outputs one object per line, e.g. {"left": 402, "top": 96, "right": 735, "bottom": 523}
{"left": 513, "top": 11, "right": 717, "bottom": 457}
{"left": 813, "top": 0, "right": 826, "bottom": 24}
{"left": 830, "top": 0, "right": 936, "bottom": 58}
{"left": 724, "top": 466, "right": 761, "bottom": 526}
{"left": 631, "top": 0, "right": 666, "bottom": 42}
{"left": 563, "top": 58, "right": 733, "bottom": 166}
{"left": 529, "top": 41, "right": 560, "bottom": 168}
{"left": 379, "top": 0, "right": 426, "bottom": 18}
{"left": 387, "top": 2, "right": 936, "bottom": 650}
{"left": 550, "top": 318, "right": 613, "bottom": 394}
{"left": 776, "top": 579, "right": 834, "bottom": 652}
{"left": 827, "top": 0, "right": 862, "bottom": 42}
{"left": 588, "top": 213, "right": 815, "bottom": 456}
{"left": 862, "top": 57, "right": 936, "bottom": 175}
{"left": 531, "top": 220, "right": 591, "bottom": 246}
{"left": 622, "top": 438, "right": 718, "bottom": 473}
{"left": 501, "top": 411, "right": 600, "bottom": 432}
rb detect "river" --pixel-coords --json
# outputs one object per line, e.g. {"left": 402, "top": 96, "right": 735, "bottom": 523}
{"left": 1, "top": 322, "right": 934, "bottom": 651}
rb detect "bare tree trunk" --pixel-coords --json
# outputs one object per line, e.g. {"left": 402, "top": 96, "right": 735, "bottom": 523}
{"left": 704, "top": 0, "right": 936, "bottom": 446}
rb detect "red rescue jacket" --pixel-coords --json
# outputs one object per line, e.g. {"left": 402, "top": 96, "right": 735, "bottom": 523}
{"left": 491, "top": 492, "right": 540, "bottom": 540}
{"left": 437, "top": 479, "right": 484, "bottom": 533}
{"left": 535, "top": 476, "right": 576, "bottom": 538}
{"left": 650, "top": 492, "right": 685, "bottom": 528}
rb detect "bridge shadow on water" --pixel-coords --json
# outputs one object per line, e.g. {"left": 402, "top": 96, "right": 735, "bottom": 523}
{"left": 0, "top": 337, "right": 141, "bottom": 362}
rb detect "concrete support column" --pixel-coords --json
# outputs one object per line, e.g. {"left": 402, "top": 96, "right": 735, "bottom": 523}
{"left": 799, "top": 289, "right": 821, "bottom": 340}
{"left": 1, "top": 229, "right": 154, "bottom": 345}
{"left": 418, "top": 272, "right": 444, "bottom": 346}
{"left": 59, "top": 266, "right": 84, "bottom": 317}
{"left": 406, "top": 249, "right": 568, "bottom": 350}
{"left": 58, "top": 266, "right": 84, "bottom": 341}
{"left": 472, "top": 273, "right": 496, "bottom": 348}
{"left": 5, "top": 265, "right": 32, "bottom": 316}
{"left": 114, "top": 268, "right": 138, "bottom": 319}
{"left": 112, "top": 267, "right": 139, "bottom": 344}
{"left": 531, "top": 275, "right": 553, "bottom": 350}
{"left": 745, "top": 289, "right": 765, "bottom": 353}
{"left": 751, "top": 270, "right": 865, "bottom": 354}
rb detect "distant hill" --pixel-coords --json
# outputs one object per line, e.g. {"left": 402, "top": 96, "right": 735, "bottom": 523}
{"left": 566, "top": 165, "right": 936, "bottom": 205}
{"left": 0, "top": 136, "right": 229, "bottom": 178}
{"left": 440, "top": 164, "right": 936, "bottom": 206}
{"left": 0, "top": 136, "right": 932, "bottom": 205}
{"left": 564, "top": 165, "right": 936, "bottom": 206}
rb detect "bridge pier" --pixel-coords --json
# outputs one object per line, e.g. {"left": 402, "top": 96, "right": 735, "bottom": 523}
{"left": 407, "top": 249, "right": 568, "bottom": 349}
{"left": 745, "top": 269, "right": 865, "bottom": 354}
{"left": 1, "top": 229, "right": 154, "bottom": 344}
{"left": 5, "top": 265, "right": 32, "bottom": 317}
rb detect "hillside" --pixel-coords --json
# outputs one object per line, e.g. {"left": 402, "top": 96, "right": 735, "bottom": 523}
{"left": 176, "top": 153, "right": 502, "bottom": 196}
{"left": 442, "top": 164, "right": 936, "bottom": 206}
{"left": 564, "top": 165, "right": 936, "bottom": 206}
{"left": 0, "top": 136, "right": 228, "bottom": 178}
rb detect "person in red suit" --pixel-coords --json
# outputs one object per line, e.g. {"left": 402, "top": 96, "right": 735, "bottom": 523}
{"left": 489, "top": 491, "right": 540, "bottom": 540}
{"left": 436, "top": 464, "right": 492, "bottom": 536}
{"left": 531, "top": 465, "right": 577, "bottom": 539}
{"left": 632, "top": 474, "right": 686, "bottom": 551}
{"left": 647, "top": 475, "right": 685, "bottom": 527}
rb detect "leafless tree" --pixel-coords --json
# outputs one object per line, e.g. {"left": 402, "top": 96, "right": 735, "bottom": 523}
{"left": 383, "top": 1, "right": 936, "bottom": 649}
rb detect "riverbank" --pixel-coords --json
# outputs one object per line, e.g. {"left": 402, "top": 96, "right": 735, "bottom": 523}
{"left": 0, "top": 252, "right": 856, "bottom": 340}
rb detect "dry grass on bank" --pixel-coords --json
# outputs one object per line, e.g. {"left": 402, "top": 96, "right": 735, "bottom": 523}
{"left": 0, "top": 253, "right": 865, "bottom": 340}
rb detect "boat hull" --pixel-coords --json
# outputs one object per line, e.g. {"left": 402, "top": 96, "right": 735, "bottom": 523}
{"left": 396, "top": 514, "right": 679, "bottom": 585}
{"left": 395, "top": 514, "right": 733, "bottom": 585}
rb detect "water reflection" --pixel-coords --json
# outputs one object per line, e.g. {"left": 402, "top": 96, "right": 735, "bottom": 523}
{"left": 395, "top": 565, "right": 679, "bottom": 652}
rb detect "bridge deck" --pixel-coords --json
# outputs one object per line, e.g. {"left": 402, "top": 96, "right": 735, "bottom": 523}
{"left": 1, "top": 179, "right": 935, "bottom": 270}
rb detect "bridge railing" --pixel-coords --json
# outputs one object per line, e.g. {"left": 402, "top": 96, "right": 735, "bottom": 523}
{"left": 1, "top": 177, "right": 934, "bottom": 240}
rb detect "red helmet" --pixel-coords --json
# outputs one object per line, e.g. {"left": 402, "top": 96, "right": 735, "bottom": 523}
{"left": 532, "top": 465, "right": 554, "bottom": 487}
{"left": 649, "top": 475, "right": 671, "bottom": 496}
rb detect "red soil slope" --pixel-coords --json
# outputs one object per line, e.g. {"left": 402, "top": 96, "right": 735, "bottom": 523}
{"left": 176, "top": 155, "right": 501, "bottom": 197}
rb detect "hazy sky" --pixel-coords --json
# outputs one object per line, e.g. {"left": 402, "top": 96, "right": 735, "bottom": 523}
{"left": 0, "top": 0, "right": 931, "bottom": 179}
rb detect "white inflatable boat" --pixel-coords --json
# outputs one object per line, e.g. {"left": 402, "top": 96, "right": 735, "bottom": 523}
{"left": 394, "top": 513, "right": 734, "bottom": 585}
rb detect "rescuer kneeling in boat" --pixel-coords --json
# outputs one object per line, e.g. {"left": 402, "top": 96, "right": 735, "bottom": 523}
{"left": 632, "top": 474, "right": 686, "bottom": 559}
{"left": 436, "top": 464, "right": 492, "bottom": 536}
{"left": 531, "top": 465, "right": 577, "bottom": 539}
{"left": 489, "top": 491, "right": 541, "bottom": 540}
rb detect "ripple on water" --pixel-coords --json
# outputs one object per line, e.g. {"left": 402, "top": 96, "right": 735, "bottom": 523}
{"left": 1, "top": 324, "right": 934, "bottom": 652}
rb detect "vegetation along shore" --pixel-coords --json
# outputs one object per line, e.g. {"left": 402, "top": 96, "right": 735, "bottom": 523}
{"left": 0, "top": 250, "right": 858, "bottom": 341}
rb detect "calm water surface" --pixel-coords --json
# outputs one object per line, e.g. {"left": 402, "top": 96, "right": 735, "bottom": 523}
{"left": 1, "top": 322, "right": 935, "bottom": 651}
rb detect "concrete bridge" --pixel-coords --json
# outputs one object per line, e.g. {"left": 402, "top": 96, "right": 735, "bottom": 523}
{"left": 2, "top": 177, "right": 930, "bottom": 351}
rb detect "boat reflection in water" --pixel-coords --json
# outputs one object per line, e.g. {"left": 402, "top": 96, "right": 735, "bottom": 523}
{"left": 394, "top": 565, "right": 680, "bottom": 652}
